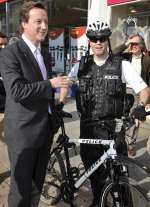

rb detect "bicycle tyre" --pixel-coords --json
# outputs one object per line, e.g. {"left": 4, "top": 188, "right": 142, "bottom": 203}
{"left": 100, "top": 176, "right": 148, "bottom": 207}
{"left": 41, "top": 150, "right": 66, "bottom": 205}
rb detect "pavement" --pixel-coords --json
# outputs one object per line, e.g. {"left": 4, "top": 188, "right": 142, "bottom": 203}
{"left": 0, "top": 98, "right": 150, "bottom": 207}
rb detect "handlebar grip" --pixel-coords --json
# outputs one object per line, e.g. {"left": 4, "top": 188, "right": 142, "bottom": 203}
{"left": 146, "top": 111, "right": 150, "bottom": 116}
{"left": 61, "top": 111, "right": 72, "bottom": 118}
{"left": 57, "top": 110, "right": 72, "bottom": 118}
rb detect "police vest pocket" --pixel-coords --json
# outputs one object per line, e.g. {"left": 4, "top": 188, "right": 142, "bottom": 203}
{"left": 106, "top": 79, "right": 124, "bottom": 96}
{"left": 105, "top": 80, "right": 116, "bottom": 96}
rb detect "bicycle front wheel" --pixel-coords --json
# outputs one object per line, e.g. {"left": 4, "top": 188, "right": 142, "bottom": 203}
{"left": 100, "top": 177, "right": 148, "bottom": 207}
{"left": 41, "top": 150, "right": 66, "bottom": 205}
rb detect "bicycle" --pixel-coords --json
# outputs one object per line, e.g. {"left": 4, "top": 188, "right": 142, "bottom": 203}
{"left": 41, "top": 111, "right": 150, "bottom": 207}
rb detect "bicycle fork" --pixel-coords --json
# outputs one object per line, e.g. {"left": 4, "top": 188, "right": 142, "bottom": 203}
{"left": 108, "top": 160, "right": 122, "bottom": 207}
{"left": 109, "top": 160, "right": 130, "bottom": 207}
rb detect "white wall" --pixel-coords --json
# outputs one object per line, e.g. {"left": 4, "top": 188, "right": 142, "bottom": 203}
{"left": 88, "top": 0, "right": 108, "bottom": 25}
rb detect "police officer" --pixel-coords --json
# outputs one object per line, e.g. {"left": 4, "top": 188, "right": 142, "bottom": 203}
{"left": 60, "top": 21, "right": 150, "bottom": 207}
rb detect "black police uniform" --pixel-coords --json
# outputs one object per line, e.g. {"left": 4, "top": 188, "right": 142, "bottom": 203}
{"left": 76, "top": 54, "right": 128, "bottom": 204}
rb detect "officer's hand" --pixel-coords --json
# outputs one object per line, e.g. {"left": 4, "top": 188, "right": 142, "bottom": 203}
{"left": 131, "top": 104, "right": 146, "bottom": 122}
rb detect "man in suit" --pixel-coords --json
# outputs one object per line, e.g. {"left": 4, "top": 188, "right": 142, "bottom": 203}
{"left": 0, "top": 1, "right": 71, "bottom": 207}
{"left": 0, "top": 32, "right": 8, "bottom": 112}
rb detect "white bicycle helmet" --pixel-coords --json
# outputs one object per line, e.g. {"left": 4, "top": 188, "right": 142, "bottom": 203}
{"left": 86, "top": 21, "right": 112, "bottom": 39}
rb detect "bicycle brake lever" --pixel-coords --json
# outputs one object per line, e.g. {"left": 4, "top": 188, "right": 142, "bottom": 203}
{"left": 68, "top": 143, "right": 77, "bottom": 155}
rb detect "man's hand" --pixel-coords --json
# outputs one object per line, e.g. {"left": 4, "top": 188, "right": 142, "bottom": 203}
{"left": 50, "top": 76, "right": 72, "bottom": 88}
{"left": 125, "top": 39, "right": 132, "bottom": 47}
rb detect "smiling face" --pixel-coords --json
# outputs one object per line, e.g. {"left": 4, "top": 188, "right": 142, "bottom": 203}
{"left": 89, "top": 36, "right": 109, "bottom": 57}
{"left": 22, "top": 7, "right": 48, "bottom": 46}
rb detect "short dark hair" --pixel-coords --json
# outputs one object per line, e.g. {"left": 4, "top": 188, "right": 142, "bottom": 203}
{"left": 0, "top": 32, "right": 7, "bottom": 39}
{"left": 19, "top": 1, "right": 47, "bottom": 33}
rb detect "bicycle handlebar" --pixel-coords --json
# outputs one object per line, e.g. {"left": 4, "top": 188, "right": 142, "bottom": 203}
{"left": 56, "top": 111, "right": 150, "bottom": 146}
{"left": 124, "top": 111, "right": 150, "bottom": 130}
{"left": 146, "top": 111, "right": 150, "bottom": 116}
{"left": 57, "top": 110, "right": 72, "bottom": 118}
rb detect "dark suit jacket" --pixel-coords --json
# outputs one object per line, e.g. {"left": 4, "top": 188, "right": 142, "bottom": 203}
{"left": 114, "top": 44, "right": 150, "bottom": 86}
{"left": 0, "top": 39, "right": 54, "bottom": 149}
{"left": 0, "top": 78, "right": 6, "bottom": 112}
{"left": 0, "top": 50, "right": 6, "bottom": 112}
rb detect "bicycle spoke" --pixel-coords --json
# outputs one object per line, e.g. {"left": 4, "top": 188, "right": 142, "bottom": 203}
{"left": 100, "top": 178, "right": 148, "bottom": 207}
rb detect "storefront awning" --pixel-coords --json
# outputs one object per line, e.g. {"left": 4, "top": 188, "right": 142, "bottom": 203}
{"left": 0, "top": 0, "right": 7, "bottom": 3}
{"left": 108, "top": 0, "right": 134, "bottom": 5}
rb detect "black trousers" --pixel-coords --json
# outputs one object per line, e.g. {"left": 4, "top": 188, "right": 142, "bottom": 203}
{"left": 80, "top": 119, "right": 127, "bottom": 204}
{"left": 7, "top": 139, "right": 52, "bottom": 207}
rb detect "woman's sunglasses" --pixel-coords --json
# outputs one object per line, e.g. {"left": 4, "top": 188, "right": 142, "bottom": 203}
{"left": 130, "top": 42, "right": 140, "bottom": 47}
{"left": 89, "top": 36, "right": 108, "bottom": 43}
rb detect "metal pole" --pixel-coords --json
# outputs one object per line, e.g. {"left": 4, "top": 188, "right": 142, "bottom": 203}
{"left": 5, "top": 1, "right": 9, "bottom": 36}
{"left": 87, "top": 0, "right": 92, "bottom": 26}
{"left": 88, "top": 0, "right": 92, "bottom": 11}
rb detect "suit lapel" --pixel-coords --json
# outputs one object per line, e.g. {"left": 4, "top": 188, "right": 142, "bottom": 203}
{"left": 18, "top": 39, "right": 44, "bottom": 81}
{"left": 41, "top": 49, "right": 55, "bottom": 110}
{"left": 41, "top": 49, "right": 52, "bottom": 79}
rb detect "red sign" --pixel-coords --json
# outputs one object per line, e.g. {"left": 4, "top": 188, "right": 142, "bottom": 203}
{"left": 108, "top": 0, "right": 133, "bottom": 5}
{"left": 0, "top": 0, "right": 7, "bottom": 3}
{"left": 71, "top": 26, "right": 86, "bottom": 39}
{"left": 49, "top": 29, "right": 64, "bottom": 40}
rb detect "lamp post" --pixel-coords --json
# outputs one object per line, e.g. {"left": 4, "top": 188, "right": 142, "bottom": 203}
{"left": 87, "top": 0, "right": 92, "bottom": 25}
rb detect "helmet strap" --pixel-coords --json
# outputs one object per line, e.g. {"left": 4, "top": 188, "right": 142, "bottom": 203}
{"left": 108, "top": 38, "right": 113, "bottom": 56}
{"left": 84, "top": 42, "right": 90, "bottom": 64}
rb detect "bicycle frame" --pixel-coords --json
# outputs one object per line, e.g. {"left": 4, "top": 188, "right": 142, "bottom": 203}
{"left": 41, "top": 110, "right": 150, "bottom": 207}
{"left": 68, "top": 138, "right": 117, "bottom": 189}
{"left": 54, "top": 111, "right": 150, "bottom": 206}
